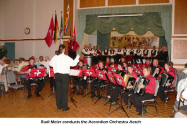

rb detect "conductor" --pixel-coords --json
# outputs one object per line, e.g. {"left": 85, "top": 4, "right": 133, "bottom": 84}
{"left": 49, "top": 44, "right": 79, "bottom": 111}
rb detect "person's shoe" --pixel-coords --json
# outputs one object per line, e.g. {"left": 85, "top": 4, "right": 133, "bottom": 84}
{"left": 111, "top": 101, "right": 116, "bottom": 106}
{"left": 164, "top": 97, "right": 169, "bottom": 103}
{"left": 27, "top": 95, "right": 32, "bottom": 99}
{"left": 35, "top": 92, "right": 41, "bottom": 97}
{"left": 62, "top": 107, "right": 70, "bottom": 111}
{"left": 57, "top": 108, "right": 61, "bottom": 112}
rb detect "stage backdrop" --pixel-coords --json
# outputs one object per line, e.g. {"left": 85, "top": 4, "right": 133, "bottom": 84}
{"left": 78, "top": 5, "right": 171, "bottom": 59}
{"left": 110, "top": 29, "right": 161, "bottom": 49}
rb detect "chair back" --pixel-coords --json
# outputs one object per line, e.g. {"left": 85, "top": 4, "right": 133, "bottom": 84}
{"left": 154, "top": 79, "right": 159, "bottom": 96}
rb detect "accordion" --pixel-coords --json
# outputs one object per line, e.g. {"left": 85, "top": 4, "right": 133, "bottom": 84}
{"left": 28, "top": 68, "right": 46, "bottom": 78}
{"left": 152, "top": 67, "right": 161, "bottom": 78}
{"left": 134, "top": 76, "right": 149, "bottom": 96}
{"left": 123, "top": 74, "right": 136, "bottom": 91}
{"left": 160, "top": 73, "right": 174, "bottom": 88}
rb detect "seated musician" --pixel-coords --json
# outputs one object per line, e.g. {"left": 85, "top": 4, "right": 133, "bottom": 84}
{"left": 20, "top": 57, "right": 45, "bottom": 98}
{"left": 123, "top": 65, "right": 138, "bottom": 105}
{"left": 90, "top": 61, "right": 107, "bottom": 98}
{"left": 122, "top": 47, "right": 127, "bottom": 56}
{"left": 158, "top": 61, "right": 176, "bottom": 103}
{"left": 151, "top": 59, "right": 164, "bottom": 80}
{"left": 106, "top": 64, "right": 126, "bottom": 105}
{"left": 129, "top": 66, "right": 156, "bottom": 115}
{"left": 105, "top": 57, "right": 111, "bottom": 68}
{"left": 74, "top": 60, "right": 87, "bottom": 95}
{"left": 80, "top": 53, "right": 88, "bottom": 65}
{"left": 144, "top": 59, "right": 152, "bottom": 67}
{"left": 119, "top": 56, "right": 126, "bottom": 64}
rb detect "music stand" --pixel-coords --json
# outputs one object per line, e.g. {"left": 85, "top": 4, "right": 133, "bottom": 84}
{"left": 94, "top": 70, "right": 108, "bottom": 104}
{"left": 108, "top": 73, "right": 129, "bottom": 117}
{"left": 82, "top": 69, "right": 96, "bottom": 96}
{"left": 69, "top": 69, "right": 82, "bottom": 108}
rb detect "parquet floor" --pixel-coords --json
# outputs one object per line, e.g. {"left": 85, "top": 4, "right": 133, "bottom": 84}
{"left": 0, "top": 82, "right": 175, "bottom": 118}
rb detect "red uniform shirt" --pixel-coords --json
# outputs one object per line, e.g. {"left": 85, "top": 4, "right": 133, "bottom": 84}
{"left": 145, "top": 74, "right": 156, "bottom": 95}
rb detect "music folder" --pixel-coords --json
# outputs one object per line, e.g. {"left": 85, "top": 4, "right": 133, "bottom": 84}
{"left": 95, "top": 70, "right": 107, "bottom": 81}
{"left": 29, "top": 68, "right": 46, "bottom": 78}
{"left": 82, "top": 69, "right": 96, "bottom": 77}
{"left": 113, "top": 73, "right": 125, "bottom": 87}
{"left": 106, "top": 72, "right": 116, "bottom": 84}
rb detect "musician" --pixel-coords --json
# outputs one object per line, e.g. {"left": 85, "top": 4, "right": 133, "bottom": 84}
{"left": 158, "top": 61, "right": 176, "bottom": 103}
{"left": 122, "top": 47, "right": 127, "bottom": 56}
{"left": 156, "top": 46, "right": 168, "bottom": 67}
{"left": 151, "top": 46, "right": 157, "bottom": 59}
{"left": 20, "top": 57, "right": 45, "bottom": 98}
{"left": 68, "top": 36, "right": 79, "bottom": 59}
{"left": 106, "top": 64, "right": 126, "bottom": 104}
{"left": 109, "top": 48, "right": 115, "bottom": 57}
{"left": 49, "top": 45, "right": 79, "bottom": 111}
{"left": 119, "top": 56, "right": 126, "bottom": 64}
{"left": 90, "top": 61, "right": 107, "bottom": 98}
{"left": 143, "top": 47, "right": 149, "bottom": 59}
{"left": 88, "top": 43, "right": 94, "bottom": 56}
{"left": 74, "top": 60, "right": 87, "bottom": 95}
{"left": 130, "top": 66, "right": 156, "bottom": 115}
{"left": 116, "top": 48, "right": 123, "bottom": 63}
{"left": 135, "top": 47, "right": 143, "bottom": 64}
{"left": 103, "top": 46, "right": 109, "bottom": 56}
{"left": 82, "top": 45, "right": 90, "bottom": 56}
{"left": 105, "top": 57, "right": 111, "bottom": 68}
{"left": 123, "top": 65, "right": 138, "bottom": 105}
{"left": 151, "top": 59, "right": 164, "bottom": 80}
{"left": 79, "top": 53, "right": 88, "bottom": 65}
{"left": 144, "top": 59, "right": 151, "bottom": 67}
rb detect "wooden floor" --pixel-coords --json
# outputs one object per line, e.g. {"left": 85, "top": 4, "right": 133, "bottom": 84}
{"left": 0, "top": 82, "right": 175, "bottom": 118}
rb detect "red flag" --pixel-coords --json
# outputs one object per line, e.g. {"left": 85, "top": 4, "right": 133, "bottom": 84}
{"left": 45, "top": 17, "right": 55, "bottom": 47}
{"left": 73, "top": 26, "right": 76, "bottom": 41}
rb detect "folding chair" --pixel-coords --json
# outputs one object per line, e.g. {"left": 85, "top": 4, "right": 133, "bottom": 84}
{"left": 140, "top": 79, "right": 159, "bottom": 116}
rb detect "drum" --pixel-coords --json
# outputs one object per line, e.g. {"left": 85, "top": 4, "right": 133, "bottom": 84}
{"left": 85, "top": 56, "right": 93, "bottom": 66}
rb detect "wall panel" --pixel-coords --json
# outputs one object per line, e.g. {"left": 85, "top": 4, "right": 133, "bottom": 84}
{"left": 173, "top": 40, "right": 187, "bottom": 59}
{"left": 139, "top": 0, "right": 169, "bottom": 4}
{"left": 108, "top": 0, "right": 136, "bottom": 6}
{"left": 174, "top": 0, "right": 187, "bottom": 34}
{"left": 80, "top": 0, "right": 105, "bottom": 8}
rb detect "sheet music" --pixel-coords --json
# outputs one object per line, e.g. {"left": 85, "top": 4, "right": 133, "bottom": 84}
{"left": 69, "top": 69, "right": 81, "bottom": 76}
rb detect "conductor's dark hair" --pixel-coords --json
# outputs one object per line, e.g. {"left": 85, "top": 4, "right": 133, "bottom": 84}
{"left": 185, "top": 63, "right": 187, "bottom": 68}
{"left": 58, "top": 44, "right": 66, "bottom": 53}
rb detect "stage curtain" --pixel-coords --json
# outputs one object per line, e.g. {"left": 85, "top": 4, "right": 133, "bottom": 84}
{"left": 78, "top": 5, "right": 172, "bottom": 60}
{"left": 85, "top": 13, "right": 165, "bottom": 36}
{"left": 97, "top": 31, "right": 110, "bottom": 50}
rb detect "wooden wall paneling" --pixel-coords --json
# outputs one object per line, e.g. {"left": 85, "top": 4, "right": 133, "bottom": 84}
{"left": 174, "top": 0, "right": 187, "bottom": 34}
{"left": 173, "top": 40, "right": 187, "bottom": 59}
{"left": 139, "top": 0, "right": 169, "bottom": 4}
{"left": 108, "top": 0, "right": 136, "bottom": 6}
{"left": 64, "top": 0, "right": 73, "bottom": 36}
{"left": 80, "top": 0, "right": 105, "bottom": 8}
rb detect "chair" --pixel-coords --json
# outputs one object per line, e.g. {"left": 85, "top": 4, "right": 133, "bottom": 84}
{"left": 4, "top": 67, "right": 25, "bottom": 101}
{"left": 140, "top": 79, "right": 159, "bottom": 116}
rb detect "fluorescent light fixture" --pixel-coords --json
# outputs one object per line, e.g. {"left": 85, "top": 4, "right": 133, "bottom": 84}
{"left": 97, "top": 14, "right": 143, "bottom": 18}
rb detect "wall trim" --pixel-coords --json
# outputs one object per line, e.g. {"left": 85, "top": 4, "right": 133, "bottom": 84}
{"left": 78, "top": 3, "right": 172, "bottom": 9}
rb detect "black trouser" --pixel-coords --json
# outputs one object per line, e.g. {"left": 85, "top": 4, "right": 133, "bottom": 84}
{"left": 130, "top": 93, "right": 154, "bottom": 113}
{"left": 91, "top": 79, "right": 104, "bottom": 97}
{"left": 158, "top": 86, "right": 170, "bottom": 102}
{"left": 123, "top": 90, "right": 134, "bottom": 105}
{"left": 111, "top": 85, "right": 123, "bottom": 101}
{"left": 25, "top": 78, "right": 45, "bottom": 96}
{"left": 49, "top": 77, "right": 55, "bottom": 89}
{"left": 55, "top": 73, "right": 69, "bottom": 110}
